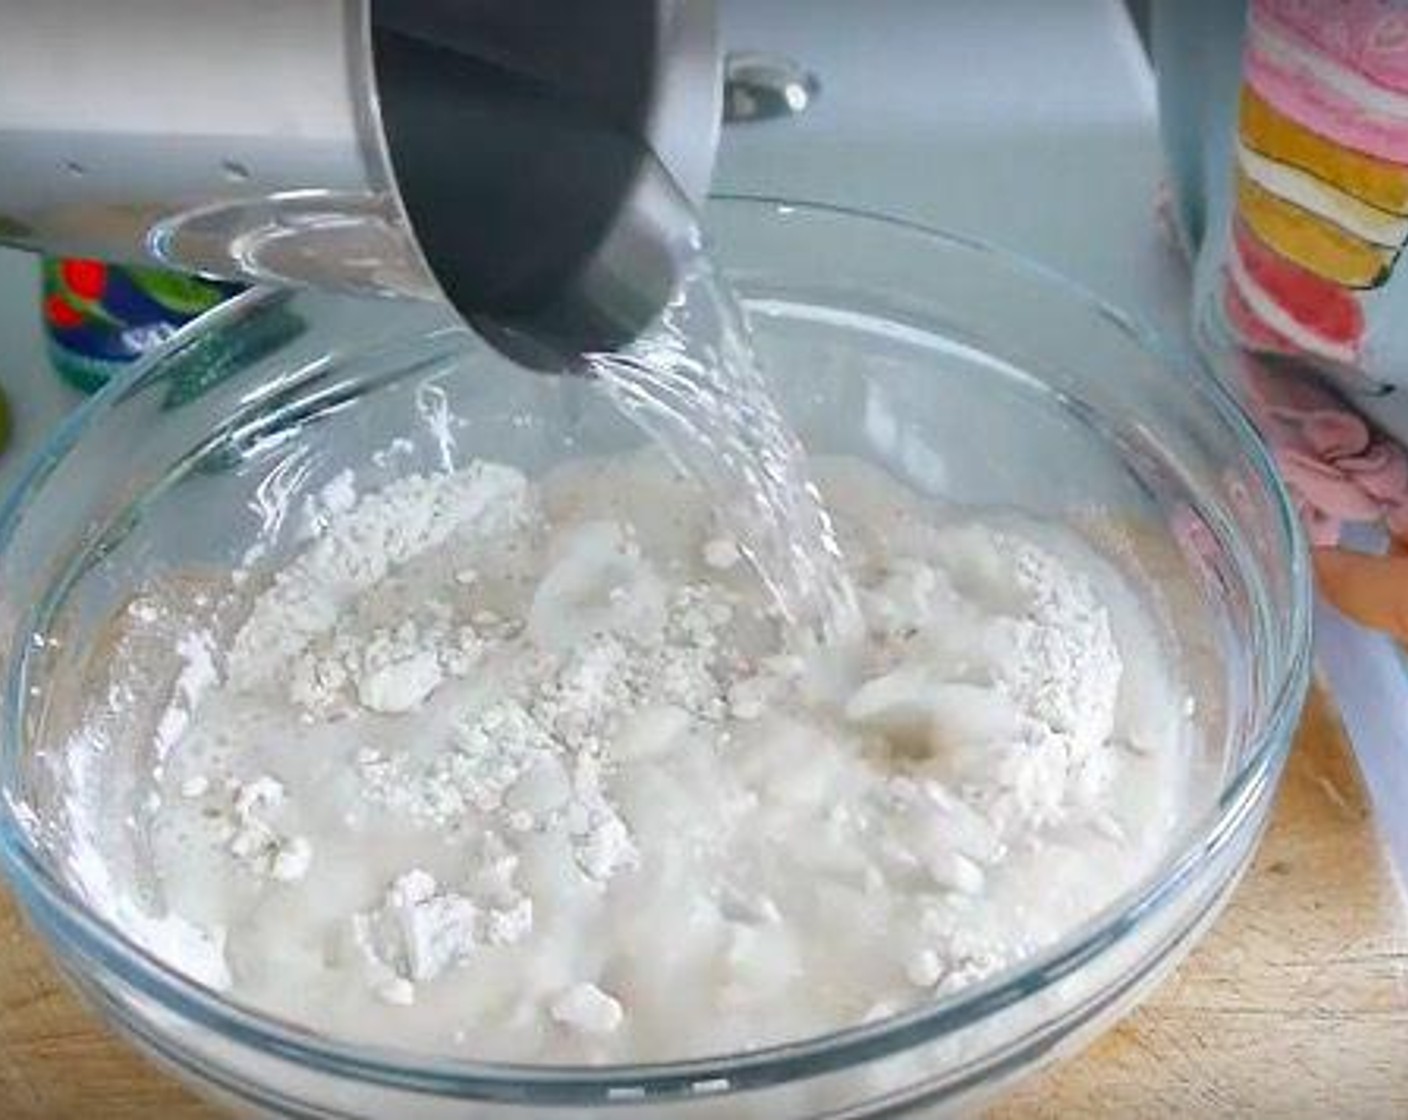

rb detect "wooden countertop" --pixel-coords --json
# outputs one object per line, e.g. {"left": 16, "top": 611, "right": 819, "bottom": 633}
{"left": 1, "top": 688, "right": 1405, "bottom": 1118}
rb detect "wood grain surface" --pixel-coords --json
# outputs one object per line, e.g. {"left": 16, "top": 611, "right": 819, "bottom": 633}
{"left": 0, "top": 687, "right": 1404, "bottom": 1118}
{"left": 995, "top": 687, "right": 1408, "bottom": 1118}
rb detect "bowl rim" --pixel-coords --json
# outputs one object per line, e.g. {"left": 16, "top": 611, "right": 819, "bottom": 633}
{"left": 0, "top": 195, "right": 1313, "bottom": 1101}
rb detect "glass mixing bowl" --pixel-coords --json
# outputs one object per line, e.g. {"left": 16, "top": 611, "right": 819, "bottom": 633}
{"left": 0, "top": 198, "right": 1310, "bottom": 1117}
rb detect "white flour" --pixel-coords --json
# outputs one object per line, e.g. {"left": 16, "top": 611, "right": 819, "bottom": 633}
{"left": 78, "top": 453, "right": 1190, "bottom": 1063}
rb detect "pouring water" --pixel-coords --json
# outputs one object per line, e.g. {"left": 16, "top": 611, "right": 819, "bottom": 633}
{"left": 584, "top": 228, "right": 863, "bottom": 647}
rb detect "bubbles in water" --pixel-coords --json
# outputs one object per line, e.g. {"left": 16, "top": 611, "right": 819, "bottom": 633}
{"left": 584, "top": 234, "right": 860, "bottom": 645}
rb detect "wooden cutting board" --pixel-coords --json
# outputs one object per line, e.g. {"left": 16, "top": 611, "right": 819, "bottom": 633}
{"left": 1, "top": 687, "right": 1405, "bottom": 1118}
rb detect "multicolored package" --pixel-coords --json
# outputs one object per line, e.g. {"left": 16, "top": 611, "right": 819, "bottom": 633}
{"left": 1226, "top": 0, "right": 1408, "bottom": 369}
{"left": 42, "top": 258, "right": 242, "bottom": 394}
{"left": 1156, "top": 0, "right": 1408, "bottom": 545}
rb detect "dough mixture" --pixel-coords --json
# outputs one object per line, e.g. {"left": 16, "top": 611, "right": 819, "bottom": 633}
{"left": 75, "top": 453, "right": 1190, "bottom": 1063}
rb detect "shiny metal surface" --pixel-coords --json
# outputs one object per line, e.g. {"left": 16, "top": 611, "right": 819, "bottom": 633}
{"left": 0, "top": 0, "right": 723, "bottom": 359}
{"left": 0, "top": 0, "right": 428, "bottom": 298}
{"left": 724, "top": 52, "right": 819, "bottom": 123}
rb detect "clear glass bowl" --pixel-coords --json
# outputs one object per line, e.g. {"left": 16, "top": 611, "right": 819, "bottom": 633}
{"left": 0, "top": 198, "right": 1311, "bottom": 1117}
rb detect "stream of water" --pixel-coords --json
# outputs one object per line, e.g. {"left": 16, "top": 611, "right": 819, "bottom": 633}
{"left": 584, "top": 233, "right": 861, "bottom": 645}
